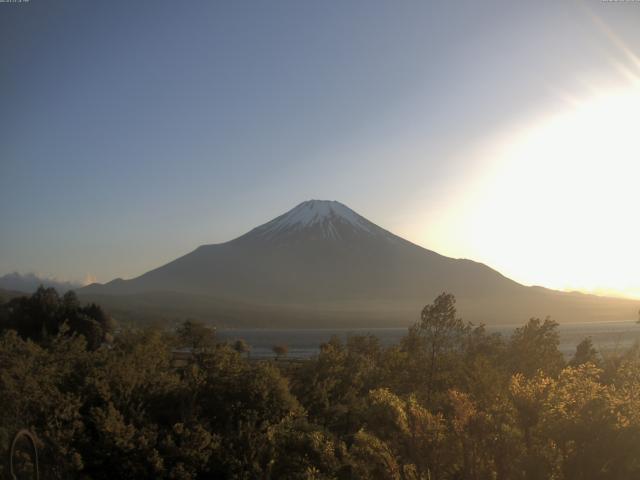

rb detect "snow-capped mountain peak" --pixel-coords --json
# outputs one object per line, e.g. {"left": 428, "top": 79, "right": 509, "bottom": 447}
{"left": 246, "top": 200, "right": 387, "bottom": 241}
{"left": 273, "top": 200, "right": 370, "bottom": 229}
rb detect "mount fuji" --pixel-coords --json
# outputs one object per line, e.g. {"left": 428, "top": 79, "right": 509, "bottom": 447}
{"left": 80, "top": 200, "right": 637, "bottom": 327}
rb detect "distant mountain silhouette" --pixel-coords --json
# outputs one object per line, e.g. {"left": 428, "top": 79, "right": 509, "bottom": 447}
{"left": 0, "top": 272, "right": 81, "bottom": 294}
{"left": 80, "top": 200, "right": 638, "bottom": 326}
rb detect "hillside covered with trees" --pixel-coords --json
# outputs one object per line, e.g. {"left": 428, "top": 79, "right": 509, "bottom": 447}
{"left": 2, "top": 290, "right": 640, "bottom": 479}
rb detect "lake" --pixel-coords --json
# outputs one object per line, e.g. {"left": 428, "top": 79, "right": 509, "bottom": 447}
{"left": 217, "top": 321, "right": 640, "bottom": 359}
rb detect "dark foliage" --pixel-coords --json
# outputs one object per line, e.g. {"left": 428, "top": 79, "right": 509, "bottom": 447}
{"left": 0, "top": 287, "right": 114, "bottom": 349}
{"left": 2, "top": 291, "right": 640, "bottom": 479}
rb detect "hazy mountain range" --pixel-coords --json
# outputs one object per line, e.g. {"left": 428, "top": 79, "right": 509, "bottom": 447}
{"left": 0, "top": 272, "right": 82, "bottom": 294}
{"left": 75, "top": 200, "right": 639, "bottom": 327}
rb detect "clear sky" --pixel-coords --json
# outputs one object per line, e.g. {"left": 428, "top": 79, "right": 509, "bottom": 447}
{"left": 2, "top": 0, "right": 640, "bottom": 298}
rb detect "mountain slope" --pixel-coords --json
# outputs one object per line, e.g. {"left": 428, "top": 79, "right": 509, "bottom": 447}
{"left": 80, "top": 200, "right": 638, "bottom": 326}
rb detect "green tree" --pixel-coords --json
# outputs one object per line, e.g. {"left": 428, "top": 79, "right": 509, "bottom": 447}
{"left": 233, "top": 338, "right": 251, "bottom": 358}
{"left": 414, "top": 293, "right": 470, "bottom": 403}
{"left": 570, "top": 337, "right": 600, "bottom": 367}
{"left": 175, "top": 319, "right": 216, "bottom": 368}
{"left": 508, "top": 317, "right": 564, "bottom": 377}
{"left": 273, "top": 343, "right": 289, "bottom": 360}
{"left": 0, "top": 287, "right": 114, "bottom": 350}
{"left": 176, "top": 319, "right": 216, "bottom": 352}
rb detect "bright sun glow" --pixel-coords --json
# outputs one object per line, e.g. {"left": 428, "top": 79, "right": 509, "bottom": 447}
{"left": 454, "top": 85, "right": 640, "bottom": 299}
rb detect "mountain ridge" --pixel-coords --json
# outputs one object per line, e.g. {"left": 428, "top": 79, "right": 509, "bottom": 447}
{"left": 79, "top": 200, "right": 638, "bottom": 326}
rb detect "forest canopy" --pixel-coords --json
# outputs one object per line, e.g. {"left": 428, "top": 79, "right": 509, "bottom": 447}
{"left": 2, "top": 290, "right": 640, "bottom": 479}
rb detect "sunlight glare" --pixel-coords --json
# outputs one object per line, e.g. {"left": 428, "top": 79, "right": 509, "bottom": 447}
{"left": 462, "top": 85, "right": 640, "bottom": 298}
